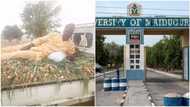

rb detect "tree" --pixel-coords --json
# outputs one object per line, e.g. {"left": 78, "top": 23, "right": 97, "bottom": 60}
{"left": 96, "top": 36, "right": 124, "bottom": 68}
{"left": 21, "top": 1, "right": 61, "bottom": 38}
{"left": 96, "top": 36, "right": 107, "bottom": 66}
{"left": 146, "top": 35, "right": 182, "bottom": 71}
{"left": 1, "top": 25, "right": 23, "bottom": 41}
{"left": 104, "top": 42, "right": 123, "bottom": 67}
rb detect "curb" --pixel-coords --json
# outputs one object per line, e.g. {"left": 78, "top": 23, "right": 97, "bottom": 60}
{"left": 145, "top": 82, "right": 156, "bottom": 107}
{"left": 148, "top": 94, "right": 156, "bottom": 107}
{"left": 120, "top": 90, "right": 128, "bottom": 106}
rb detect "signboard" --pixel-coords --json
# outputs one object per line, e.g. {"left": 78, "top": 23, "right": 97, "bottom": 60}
{"left": 96, "top": 17, "right": 190, "bottom": 28}
{"left": 126, "top": 28, "right": 144, "bottom": 44}
{"left": 130, "top": 34, "right": 140, "bottom": 44}
{"left": 129, "top": 31, "right": 140, "bottom": 44}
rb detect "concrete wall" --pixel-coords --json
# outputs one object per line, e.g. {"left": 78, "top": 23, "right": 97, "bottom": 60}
{"left": 1, "top": 79, "right": 95, "bottom": 106}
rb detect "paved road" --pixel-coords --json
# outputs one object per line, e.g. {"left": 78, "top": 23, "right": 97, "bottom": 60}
{"left": 124, "top": 81, "right": 151, "bottom": 106}
{"left": 145, "top": 70, "right": 189, "bottom": 106}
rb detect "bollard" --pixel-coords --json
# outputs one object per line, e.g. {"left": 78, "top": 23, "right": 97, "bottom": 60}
{"left": 111, "top": 77, "right": 119, "bottom": 91}
{"left": 182, "top": 92, "right": 190, "bottom": 106}
{"left": 119, "top": 78, "right": 127, "bottom": 91}
{"left": 103, "top": 78, "right": 112, "bottom": 91}
{"left": 163, "top": 93, "right": 182, "bottom": 106}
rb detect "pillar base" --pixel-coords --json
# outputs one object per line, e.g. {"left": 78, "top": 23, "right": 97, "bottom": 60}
{"left": 126, "top": 69, "right": 145, "bottom": 80}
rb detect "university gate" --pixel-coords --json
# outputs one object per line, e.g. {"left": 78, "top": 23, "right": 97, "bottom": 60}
{"left": 96, "top": 17, "right": 189, "bottom": 80}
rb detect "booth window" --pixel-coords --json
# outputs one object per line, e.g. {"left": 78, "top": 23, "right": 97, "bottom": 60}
{"left": 136, "top": 55, "right": 140, "bottom": 58}
{"left": 130, "top": 60, "right": 134, "bottom": 63}
{"left": 130, "top": 65, "right": 134, "bottom": 69}
{"left": 136, "top": 60, "right": 140, "bottom": 63}
{"left": 135, "top": 45, "right": 140, "bottom": 48}
{"left": 136, "top": 65, "right": 140, "bottom": 69}
{"left": 130, "top": 45, "right": 134, "bottom": 48}
{"left": 130, "top": 55, "right": 134, "bottom": 58}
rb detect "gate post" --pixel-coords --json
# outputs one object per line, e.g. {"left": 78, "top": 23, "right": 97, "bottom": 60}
{"left": 181, "top": 31, "right": 189, "bottom": 81}
{"left": 144, "top": 47, "right": 147, "bottom": 81}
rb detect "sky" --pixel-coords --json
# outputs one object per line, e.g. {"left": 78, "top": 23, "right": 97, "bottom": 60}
{"left": 96, "top": 0, "right": 189, "bottom": 17}
{"left": 97, "top": 0, "right": 189, "bottom": 46}
{"left": 0, "top": 0, "right": 95, "bottom": 34}
{"left": 0, "top": 0, "right": 189, "bottom": 46}
{"left": 104, "top": 35, "right": 126, "bottom": 45}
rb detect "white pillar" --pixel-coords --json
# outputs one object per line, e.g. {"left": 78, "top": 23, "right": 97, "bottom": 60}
{"left": 181, "top": 32, "right": 189, "bottom": 80}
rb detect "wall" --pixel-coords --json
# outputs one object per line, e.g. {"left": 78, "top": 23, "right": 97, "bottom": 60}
{"left": 2, "top": 79, "right": 95, "bottom": 106}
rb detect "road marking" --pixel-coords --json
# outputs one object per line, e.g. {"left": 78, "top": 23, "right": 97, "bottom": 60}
{"left": 148, "top": 96, "right": 151, "bottom": 100}
{"left": 151, "top": 102, "right": 155, "bottom": 107}
{"left": 122, "top": 94, "right": 126, "bottom": 99}
{"left": 120, "top": 99, "right": 125, "bottom": 106}
{"left": 120, "top": 92, "right": 127, "bottom": 106}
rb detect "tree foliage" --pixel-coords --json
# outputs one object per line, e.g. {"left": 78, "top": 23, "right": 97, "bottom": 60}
{"left": 96, "top": 36, "right": 123, "bottom": 68}
{"left": 1, "top": 25, "right": 23, "bottom": 40}
{"left": 96, "top": 36, "right": 107, "bottom": 66}
{"left": 104, "top": 42, "right": 123, "bottom": 67}
{"left": 146, "top": 35, "right": 182, "bottom": 70}
{"left": 21, "top": 1, "right": 61, "bottom": 38}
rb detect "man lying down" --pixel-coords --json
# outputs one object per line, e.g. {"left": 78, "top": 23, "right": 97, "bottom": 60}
{"left": 1, "top": 23, "right": 77, "bottom": 61}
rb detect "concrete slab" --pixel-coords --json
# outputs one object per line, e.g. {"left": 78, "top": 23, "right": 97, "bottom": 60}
{"left": 96, "top": 90, "right": 124, "bottom": 106}
{"left": 124, "top": 80, "right": 151, "bottom": 106}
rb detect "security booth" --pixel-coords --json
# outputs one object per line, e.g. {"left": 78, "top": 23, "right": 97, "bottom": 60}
{"left": 125, "top": 28, "right": 145, "bottom": 80}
